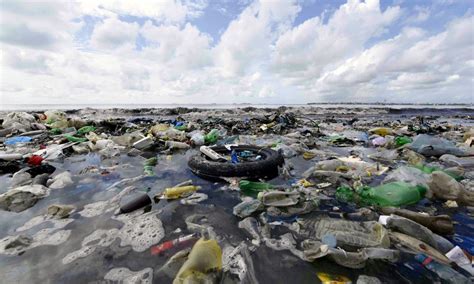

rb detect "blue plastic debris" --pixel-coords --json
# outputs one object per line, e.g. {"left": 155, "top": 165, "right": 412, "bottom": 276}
{"left": 4, "top": 136, "right": 32, "bottom": 145}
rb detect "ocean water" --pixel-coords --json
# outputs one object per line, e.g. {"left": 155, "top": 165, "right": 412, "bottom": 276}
{"left": 1, "top": 103, "right": 473, "bottom": 111}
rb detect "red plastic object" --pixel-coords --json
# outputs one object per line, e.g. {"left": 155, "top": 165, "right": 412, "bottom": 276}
{"left": 28, "top": 155, "right": 44, "bottom": 166}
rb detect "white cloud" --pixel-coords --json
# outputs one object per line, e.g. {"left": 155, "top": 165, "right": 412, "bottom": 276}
{"left": 90, "top": 17, "right": 139, "bottom": 50}
{"left": 214, "top": 0, "right": 301, "bottom": 76}
{"left": 77, "top": 0, "right": 208, "bottom": 24}
{"left": 140, "top": 21, "right": 212, "bottom": 70}
{"left": 0, "top": 0, "right": 473, "bottom": 105}
{"left": 271, "top": 0, "right": 400, "bottom": 86}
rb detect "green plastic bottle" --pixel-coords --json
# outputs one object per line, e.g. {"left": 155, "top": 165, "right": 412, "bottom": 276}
{"left": 204, "top": 129, "right": 219, "bottom": 144}
{"left": 357, "top": 182, "right": 426, "bottom": 207}
{"left": 63, "top": 134, "right": 87, "bottom": 143}
{"left": 239, "top": 180, "right": 273, "bottom": 197}
{"left": 395, "top": 136, "right": 412, "bottom": 147}
{"left": 76, "top": 126, "right": 96, "bottom": 136}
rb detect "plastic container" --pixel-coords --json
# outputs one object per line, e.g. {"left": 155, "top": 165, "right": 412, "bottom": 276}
{"left": 395, "top": 136, "right": 412, "bottom": 147}
{"left": 173, "top": 238, "right": 222, "bottom": 284}
{"left": 204, "top": 129, "right": 219, "bottom": 144}
{"left": 257, "top": 191, "right": 299, "bottom": 207}
{"left": 119, "top": 193, "right": 152, "bottom": 214}
{"left": 414, "top": 254, "right": 469, "bottom": 284}
{"left": 163, "top": 185, "right": 201, "bottom": 199}
{"left": 358, "top": 182, "right": 426, "bottom": 207}
{"left": 239, "top": 180, "right": 273, "bottom": 197}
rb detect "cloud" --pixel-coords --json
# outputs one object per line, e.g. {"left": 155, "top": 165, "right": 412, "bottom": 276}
{"left": 314, "top": 15, "right": 474, "bottom": 101}
{"left": 271, "top": 0, "right": 400, "bottom": 86}
{"left": 77, "top": 0, "right": 208, "bottom": 24}
{"left": 214, "top": 0, "right": 301, "bottom": 76}
{"left": 0, "top": 1, "right": 79, "bottom": 50}
{"left": 0, "top": 0, "right": 473, "bottom": 105}
{"left": 90, "top": 17, "right": 139, "bottom": 50}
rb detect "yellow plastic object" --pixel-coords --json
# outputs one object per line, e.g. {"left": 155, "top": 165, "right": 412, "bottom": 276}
{"left": 163, "top": 186, "right": 201, "bottom": 199}
{"left": 298, "top": 179, "right": 314, "bottom": 188}
{"left": 316, "top": 272, "right": 351, "bottom": 284}
{"left": 173, "top": 238, "right": 222, "bottom": 284}
{"left": 369, "top": 127, "right": 393, "bottom": 137}
{"left": 303, "top": 152, "right": 317, "bottom": 160}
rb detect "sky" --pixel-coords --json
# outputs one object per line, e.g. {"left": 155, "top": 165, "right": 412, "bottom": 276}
{"left": 0, "top": 0, "right": 473, "bottom": 105}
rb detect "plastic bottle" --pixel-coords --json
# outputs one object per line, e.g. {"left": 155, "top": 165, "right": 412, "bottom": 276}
{"left": 395, "top": 136, "right": 412, "bottom": 147}
{"left": 143, "top": 157, "right": 157, "bottom": 176}
{"left": 163, "top": 185, "right": 201, "bottom": 199}
{"left": 414, "top": 254, "right": 469, "bottom": 284}
{"left": 204, "top": 129, "right": 219, "bottom": 144}
{"left": 118, "top": 193, "right": 152, "bottom": 214}
{"left": 150, "top": 234, "right": 197, "bottom": 255}
{"left": 173, "top": 238, "right": 222, "bottom": 284}
{"left": 200, "top": 146, "right": 225, "bottom": 161}
{"left": 358, "top": 182, "right": 426, "bottom": 207}
{"left": 369, "top": 127, "right": 393, "bottom": 136}
{"left": 380, "top": 207, "right": 454, "bottom": 234}
{"left": 239, "top": 180, "right": 273, "bottom": 197}
{"left": 63, "top": 134, "right": 87, "bottom": 143}
{"left": 76, "top": 126, "right": 96, "bottom": 136}
{"left": 257, "top": 191, "right": 299, "bottom": 207}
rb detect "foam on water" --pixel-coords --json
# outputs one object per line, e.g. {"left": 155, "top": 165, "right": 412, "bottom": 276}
{"left": 104, "top": 267, "right": 153, "bottom": 283}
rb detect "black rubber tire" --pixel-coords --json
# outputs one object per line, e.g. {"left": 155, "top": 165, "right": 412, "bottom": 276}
{"left": 188, "top": 145, "right": 284, "bottom": 180}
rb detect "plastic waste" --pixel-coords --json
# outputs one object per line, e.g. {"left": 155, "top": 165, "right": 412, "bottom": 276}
{"left": 26, "top": 164, "right": 56, "bottom": 177}
{"left": 4, "top": 136, "right": 32, "bottom": 145}
{"left": 384, "top": 215, "right": 438, "bottom": 249}
{"left": 427, "top": 171, "right": 474, "bottom": 206}
{"left": 204, "top": 129, "right": 219, "bottom": 144}
{"left": 316, "top": 272, "right": 351, "bottom": 284}
{"left": 119, "top": 193, "right": 152, "bottom": 214}
{"left": 162, "top": 186, "right": 201, "bottom": 200}
{"left": 390, "top": 232, "right": 450, "bottom": 264}
{"left": 47, "top": 171, "right": 73, "bottom": 189}
{"left": 383, "top": 166, "right": 429, "bottom": 187}
{"left": 0, "top": 185, "right": 49, "bottom": 212}
{"left": 233, "top": 199, "right": 263, "bottom": 218}
{"left": 337, "top": 182, "right": 426, "bottom": 207}
{"left": 239, "top": 180, "right": 273, "bottom": 197}
{"left": 369, "top": 127, "right": 393, "bottom": 136}
{"left": 143, "top": 157, "right": 157, "bottom": 176}
{"left": 151, "top": 234, "right": 197, "bottom": 255}
{"left": 76, "top": 126, "right": 96, "bottom": 136}
{"left": 190, "top": 132, "right": 205, "bottom": 146}
{"left": 2, "top": 112, "right": 35, "bottom": 131}
{"left": 445, "top": 246, "right": 474, "bottom": 275}
{"left": 297, "top": 217, "right": 390, "bottom": 249}
{"left": 173, "top": 238, "right": 222, "bottom": 284}
{"left": 47, "top": 204, "right": 75, "bottom": 219}
{"left": 0, "top": 153, "right": 23, "bottom": 161}
{"left": 440, "top": 154, "right": 474, "bottom": 168}
{"left": 133, "top": 136, "right": 153, "bottom": 150}
{"left": 64, "top": 134, "right": 87, "bottom": 143}
{"left": 257, "top": 191, "right": 299, "bottom": 207}
{"left": 27, "top": 155, "right": 44, "bottom": 166}
{"left": 200, "top": 146, "right": 225, "bottom": 161}
{"left": 395, "top": 136, "right": 412, "bottom": 147}
{"left": 409, "top": 134, "right": 471, "bottom": 157}
{"left": 165, "top": 141, "right": 190, "bottom": 150}
{"left": 371, "top": 137, "right": 386, "bottom": 146}
{"left": 414, "top": 254, "right": 469, "bottom": 284}
{"left": 380, "top": 207, "right": 454, "bottom": 235}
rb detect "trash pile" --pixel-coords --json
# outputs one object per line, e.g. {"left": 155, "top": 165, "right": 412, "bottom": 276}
{"left": 0, "top": 107, "right": 473, "bottom": 283}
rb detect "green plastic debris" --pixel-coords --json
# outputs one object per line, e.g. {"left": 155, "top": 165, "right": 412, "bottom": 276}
{"left": 50, "top": 128, "right": 62, "bottom": 135}
{"left": 144, "top": 157, "right": 157, "bottom": 176}
{"left": 395, "top": 136, "right": 412, "bottom": 147}
{"left": 412, "top": 164, "right": 461, "bottom": 180}
{"left": 337, "top": 182, "right": 426, "bottom": 207}
{"left": 63, "top": 134, "right": 87, "bottom": 143}
{"left": 239, "top": 180, "right": 273, "bottom": 197}
{"left": 204, "top": 129, "right": 219, "bottom": 144}
{"left": 174, "top": 125, "right": 187, "bottom": 131}
{"left": 76, "top": 126, "right": 96, "bottom": 136}
{"left": 335, "top": 185, "right": 355, "bottom": 202}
